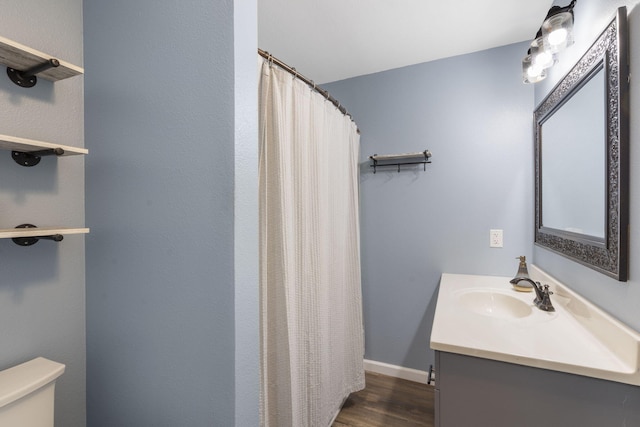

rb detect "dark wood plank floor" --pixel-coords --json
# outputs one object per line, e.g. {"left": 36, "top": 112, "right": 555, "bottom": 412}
{"left": 332, "top": 371, "right": 435, "bottom": 427}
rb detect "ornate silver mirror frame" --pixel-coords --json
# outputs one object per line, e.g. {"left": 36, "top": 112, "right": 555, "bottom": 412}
{"left": 534, "top": 7, "right": 629, "bottom": 281}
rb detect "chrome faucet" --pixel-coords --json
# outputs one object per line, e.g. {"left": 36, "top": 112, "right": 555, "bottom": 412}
{"left": 510, "top": 277, "right": 555, "bottom": 312}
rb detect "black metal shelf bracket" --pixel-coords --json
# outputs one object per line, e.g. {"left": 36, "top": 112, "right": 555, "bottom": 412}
{"left": 11, "top": 224, "right": 64, "bottom": 246}
{"left": 369, "top": 149, "right": 432, "bottom": 174}
{"left": 7, "top": 58, "right": 60, "bottom": 88}
{"left": 12, "top": 147, "right": 65, "bottom": 167}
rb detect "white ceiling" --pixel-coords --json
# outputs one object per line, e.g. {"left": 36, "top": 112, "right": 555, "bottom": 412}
{"left": 258, "top": 0, "right": 554, "bottom": 83}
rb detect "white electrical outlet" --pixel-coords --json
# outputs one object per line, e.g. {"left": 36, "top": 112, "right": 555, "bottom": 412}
{"left": 490, "top": 229, "right": 503, "bottom": 248}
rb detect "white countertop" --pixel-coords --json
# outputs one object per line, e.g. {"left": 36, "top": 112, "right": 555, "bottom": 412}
{"left": 430, "top": 265, "right": 640, "bottom": 386}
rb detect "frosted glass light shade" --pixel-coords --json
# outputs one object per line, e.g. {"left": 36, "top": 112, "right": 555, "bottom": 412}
{"left": 522, "top": 55, "right": 546, "bottom": 84}
{"left": 530, "top": 37, "right": 556, "bottom": 69}
{"left": 542, "top": 11, "right": 574, "bottom": 53}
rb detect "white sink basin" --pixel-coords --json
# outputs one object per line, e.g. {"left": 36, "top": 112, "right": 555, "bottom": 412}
{"left": 431, "top": 266, "right": 640, "bottom": 386}
{"left": 455, "top": 288, "right": 533, "bottom": 319}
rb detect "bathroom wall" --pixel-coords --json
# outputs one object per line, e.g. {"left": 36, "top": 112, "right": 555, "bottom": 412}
{"left": 325, "top": 43, "right": 534, "bottom": 372}
{"left": 534, "top": 0, "right": 640, "bottom": 332}
{"left": 84, "top": 0, "right": 258, "bottom": 425}
{"left": 0, "top": 1, "right": 85, "bottom": 426}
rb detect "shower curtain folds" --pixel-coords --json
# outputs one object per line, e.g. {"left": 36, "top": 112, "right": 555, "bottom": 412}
{"left": 258, "top": 55, "right": 365, "bottom": 427}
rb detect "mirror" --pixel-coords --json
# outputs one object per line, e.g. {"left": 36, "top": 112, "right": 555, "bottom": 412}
{"left": 541, "top": 66, "right": 606, "bottom": 238}
{"left": 534, "top": 7, "right": 629, "bottom": 281}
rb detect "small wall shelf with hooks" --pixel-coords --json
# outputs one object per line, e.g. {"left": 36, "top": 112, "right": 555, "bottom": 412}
{"left": 0, "top": 35, "right": 84, "bottom": 87}
{"left": 369, "top": 150, "right": 432, "bottom": 173}
{"left": 0, "top": 134, "right": 88, "bottom": 167}
{"left": 0, "top": 225, "right": 89, "bottom": 246}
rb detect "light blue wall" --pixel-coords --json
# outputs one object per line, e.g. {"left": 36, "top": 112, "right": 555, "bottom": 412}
{"left": 325, "top": 43, "right": 534, "bottom": 371}
{"left": 0, "top": 1, "right": 86, "bottom": 426}
{"left": 534, "top": 0, "right": 640, "bottom": 332}
{"left": 233, "top": 1, "right": 260, "bottom": 425}
{"left": 84, "top": 0, "right": 258, "bottom": 425}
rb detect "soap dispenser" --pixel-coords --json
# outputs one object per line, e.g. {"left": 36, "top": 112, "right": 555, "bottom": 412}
{"left": 510, "top": 255, "right": 533, "bottom": 292}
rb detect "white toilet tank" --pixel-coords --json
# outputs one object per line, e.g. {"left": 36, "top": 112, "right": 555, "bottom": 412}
{"left": 0, "top": 357, "right": 65, "bottom": 427}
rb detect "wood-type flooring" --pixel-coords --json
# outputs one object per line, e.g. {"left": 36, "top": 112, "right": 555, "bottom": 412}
{"left": 332, "top": 371, "right": 435, "bottom": 427}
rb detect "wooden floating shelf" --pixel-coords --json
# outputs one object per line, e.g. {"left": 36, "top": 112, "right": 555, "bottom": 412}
{"left": 0, "top": 227, "right": 89, "bottom": 239}
{"left": 0, "top": 35, "right": 83, "bottom": 82}
{"left": 0, "top": 134, "right": 87, "bottom": 156}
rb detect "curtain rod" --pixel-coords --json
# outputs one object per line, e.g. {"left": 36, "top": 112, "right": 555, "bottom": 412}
{"left": 258, "top": 48, "right": 359, "bottom": 133}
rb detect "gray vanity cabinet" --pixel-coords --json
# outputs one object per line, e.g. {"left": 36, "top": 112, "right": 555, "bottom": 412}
{"left": 435, "top": 351, "right": 640, "bottom": 427}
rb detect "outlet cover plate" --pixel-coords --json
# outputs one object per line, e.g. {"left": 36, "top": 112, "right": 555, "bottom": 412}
{"left": 490, "top": 229, "right": 503, "bottom": 248}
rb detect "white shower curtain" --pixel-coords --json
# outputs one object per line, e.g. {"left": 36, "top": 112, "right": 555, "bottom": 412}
{"left": 258, "top": 56, "right": 365, "bottom": 427}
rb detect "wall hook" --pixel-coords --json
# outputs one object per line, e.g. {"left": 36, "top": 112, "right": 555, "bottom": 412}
{"left": 7, "top": 58, "right": 60, "bottom": 88}
{"left": 12, "top": 147, "right": 65, "bottom": 167}
{"left": 371, "top": 154, "right": 378, "bottom": 174}
{"left": 11, "top": 224, "right": 64, "bottom": 246}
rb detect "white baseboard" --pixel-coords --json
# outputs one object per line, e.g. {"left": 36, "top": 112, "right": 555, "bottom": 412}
{"left": 363, "top": 359, "right": 429, "bottom": 384}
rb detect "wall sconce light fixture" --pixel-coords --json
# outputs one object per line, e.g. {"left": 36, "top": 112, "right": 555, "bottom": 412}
{"left": 522, "top": 0, "right": 576, "bottom": 84}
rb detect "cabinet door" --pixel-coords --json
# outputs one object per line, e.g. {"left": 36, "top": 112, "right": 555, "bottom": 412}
{"left": 436, "top": 351, "right": 640, "bottom": 427}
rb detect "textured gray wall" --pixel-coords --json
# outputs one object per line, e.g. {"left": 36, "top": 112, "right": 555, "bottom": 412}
{"left": 84, "top": 0, "right": 258, "bottom": 425}
{"left": 0, "top": 1, "right": 86, "bottom": 426}
{"left": 534, "top": 0, "right": 640, "bottom": 332}
{"left": 325, "top": 43, "right": 534, "bottom": 372}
